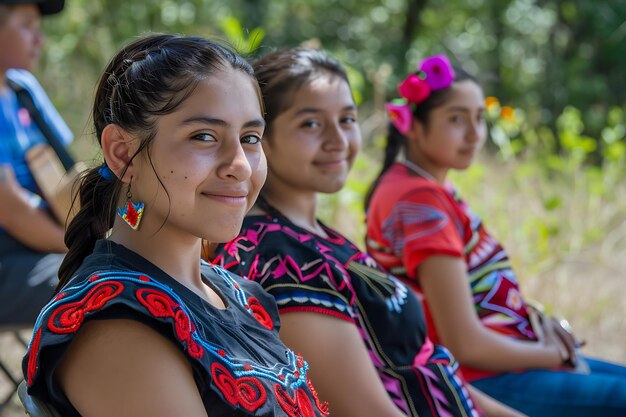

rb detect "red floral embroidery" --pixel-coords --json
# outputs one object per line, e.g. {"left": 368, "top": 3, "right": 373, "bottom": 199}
{"left": 26, "top": 328, "right": 42, "bottom": 385}
{"left": 296, "top": 389, "right": 316, "bottom": 416}
{"left": 48, "top": 281, "right": 124, "bottom": 334}
{"left": 307, "top": 378, "right": 330, "bottom": 415}
{"left": 136, "top": 288, "right": 204, "bottom": 359}
{"left": 137, "top": 289, "right": 177, "bottom": 318}
{"left": 274, "top": 385, "right": 321, "bottom": 417}
{"left": 247, "top": 297, "right": 274, "bottom": 330}
{"left": 211, "top": 363, "right": 267, "bottom": 412}
{"left": 187, "top": 339, "right": 204, "bottom": 359}
{"left": 213, "top": 363, "right": 238, "bottom": 404}
{"left": 175, "top": 310, "right": 191, "bottom": 341}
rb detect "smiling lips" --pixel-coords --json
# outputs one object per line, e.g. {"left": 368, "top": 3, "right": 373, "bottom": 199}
{"left": 202, "top": 190, "right": 248, "bottom": 205}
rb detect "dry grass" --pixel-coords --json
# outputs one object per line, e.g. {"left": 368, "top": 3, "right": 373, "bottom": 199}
{"left": 454, "top": 156, "right": 626, "bottom": 365}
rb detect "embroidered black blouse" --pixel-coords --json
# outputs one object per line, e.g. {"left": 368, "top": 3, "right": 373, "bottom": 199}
{"left": 22, "top": 240, "right": 328, "bottom": 416}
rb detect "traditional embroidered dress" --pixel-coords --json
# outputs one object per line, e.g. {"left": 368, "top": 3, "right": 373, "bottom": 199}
{"left": 214, "top": 214, "right": 483, "bottom": 417}
{"left": 22, "top": 240, "right": 328, "bottom": 417}
{"left": 366, "top": 163, "right": 537, "bottom": 381}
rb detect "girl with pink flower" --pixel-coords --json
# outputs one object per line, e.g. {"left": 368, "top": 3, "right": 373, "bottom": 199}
{"left": 366, "top": 54, "right": 626, "bottom": 417}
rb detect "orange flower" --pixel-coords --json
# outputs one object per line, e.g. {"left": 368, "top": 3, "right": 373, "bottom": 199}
{"left": 501, "top": 106, "right": 515, "bottom": 121}
{"left": 485, "top": 96, "right": 500, "bottom": 110}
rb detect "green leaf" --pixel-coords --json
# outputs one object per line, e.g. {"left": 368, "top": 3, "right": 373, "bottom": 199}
{"left": 543, "top": 196, "right": 562, "bottom": 210}
{"left": 220, "top": 16, "right": 245, "bottom": 46}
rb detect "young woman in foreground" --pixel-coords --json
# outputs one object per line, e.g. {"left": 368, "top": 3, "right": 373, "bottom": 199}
{"left": 365, "top": 54, "right": 626, "bottom": 417}
{"left": 214, "top": 47, "right": 525, "bottom": 417}
{"left": 22, "top": 34, "right": 327, "bottom": 417}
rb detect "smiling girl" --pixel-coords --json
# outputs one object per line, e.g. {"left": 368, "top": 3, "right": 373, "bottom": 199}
{"left": 21, "top": 35, "right": 328, "bottom": 417}
{"left": 365, "top": 54, "right": 626, "bottom": 417}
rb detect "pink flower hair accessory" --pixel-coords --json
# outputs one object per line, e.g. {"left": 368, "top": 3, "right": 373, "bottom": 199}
{"left": 419, "top": 55, "right": 455, "bottom": 91}
{"left": 398, "top": 74, "right": 431, "bottom": 104}
{"left": 386, "top": 54, "right": 456, "bottom": 134}
{"left": 385, "top": 99, "right": 413, "bottom": 134}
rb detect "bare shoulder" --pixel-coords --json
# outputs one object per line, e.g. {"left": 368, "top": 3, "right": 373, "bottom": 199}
{"left": 57, "top": 319, "right": 208, "bottom": 417}
{"left": 279, "top": 312, "right": 405, "bottom": 417}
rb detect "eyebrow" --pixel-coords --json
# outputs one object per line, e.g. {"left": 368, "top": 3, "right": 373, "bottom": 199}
{"left": 180, "top": 116, "right": 266, "bottom": 128}
{"left": 444, "top": 106, "right": 485, "bottom": 113}
{"left": 294, "top": 105, "right": 357, "bottom": 116}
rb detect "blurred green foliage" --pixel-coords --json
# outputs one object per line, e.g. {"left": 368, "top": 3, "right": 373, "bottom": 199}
{"left": 474, "top": 99, "right": 625, "bottom": 267}
{"left": 35, "top": 0, "right": 624, "bottom": 256}
{"left": 38, "top": 0, "right": 625, "bottom": 152}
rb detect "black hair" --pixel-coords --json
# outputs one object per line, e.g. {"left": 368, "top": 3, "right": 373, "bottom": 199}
{"left": 364, "top": 65, "right": 477, "bottom": 210}
{"left": 57, "top": 34, "right": 258, "bottom": 289}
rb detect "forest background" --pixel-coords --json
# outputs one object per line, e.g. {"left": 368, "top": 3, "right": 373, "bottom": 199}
{"left": 2, "top": 1, "right": 626, "bottom": 412}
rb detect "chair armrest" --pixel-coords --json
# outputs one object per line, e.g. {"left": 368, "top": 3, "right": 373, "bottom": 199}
{"left": 17, "top": 380, "right": 62, "bottom": 417}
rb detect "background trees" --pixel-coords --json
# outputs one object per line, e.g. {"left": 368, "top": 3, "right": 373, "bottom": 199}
{"left": 41, "top": 0, "right": 625, "bottom": 153}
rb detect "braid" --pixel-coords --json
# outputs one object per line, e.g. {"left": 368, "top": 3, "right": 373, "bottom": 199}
{"left": 56, "top": 167, "right": 120, "bottom": 289}
{"left": 364, "top": 123, "right": 405, "bottom": 210}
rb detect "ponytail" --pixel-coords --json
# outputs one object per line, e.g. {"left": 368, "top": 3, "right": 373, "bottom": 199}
{"left": 56, "top": 168, "right": 120, "bottom": 290}
{"left": 364, "top": 123, "right": 406, "bottom": 211}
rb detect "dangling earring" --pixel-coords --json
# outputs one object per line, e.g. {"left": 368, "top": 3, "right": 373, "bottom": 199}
{"left": 117, "top": 179, "right": 144, "bottom": 230}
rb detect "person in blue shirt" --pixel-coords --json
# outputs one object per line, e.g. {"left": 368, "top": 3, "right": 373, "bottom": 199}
{"left": 0, "top": 0, "right": 70, "bottom": 325}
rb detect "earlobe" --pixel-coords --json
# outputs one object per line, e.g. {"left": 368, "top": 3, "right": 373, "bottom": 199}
{"left": 101, "top": 124, "right": 136, "bottom": 183}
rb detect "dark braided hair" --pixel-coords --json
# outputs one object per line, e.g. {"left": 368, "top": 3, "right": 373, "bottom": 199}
{"left": 364, "top": 65, "right": 476, "bottom": 210}
{"left": 57, "top": 34, "right": 258, "bottom": 290}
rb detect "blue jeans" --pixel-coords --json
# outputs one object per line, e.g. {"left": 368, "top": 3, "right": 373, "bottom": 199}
{"left": 471, "top": 357, "right": 626, "bottom": 417}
